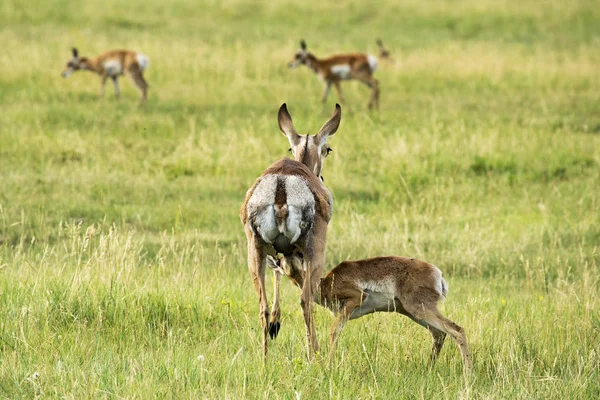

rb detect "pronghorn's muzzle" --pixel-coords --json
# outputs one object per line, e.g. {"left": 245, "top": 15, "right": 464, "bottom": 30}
{"left": 62, "top": 68, "right": 74, "bottom": 78}
{"left": 266, "top": 255, "right": 282, "bottom": 271}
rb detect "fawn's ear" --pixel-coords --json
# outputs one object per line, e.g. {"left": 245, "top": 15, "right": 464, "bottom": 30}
{"left": 316, "top": 103, "right": 341, "bottom": 145}
{"left": 266, "top": 255, "right": 283, "bottom": 272}
{"left": 278, "top": 103, "right": 301, "bottom": 147}
{"left": 300, "top": 40, "right": 307, "bottom": 51}
{"left": 72, "top": 48, "right": 79, "bottom": 59}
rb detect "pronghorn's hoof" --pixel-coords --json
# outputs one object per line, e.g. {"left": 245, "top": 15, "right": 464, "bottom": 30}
{"left": 268, "top": 321, "right": 281, "bottom": 339}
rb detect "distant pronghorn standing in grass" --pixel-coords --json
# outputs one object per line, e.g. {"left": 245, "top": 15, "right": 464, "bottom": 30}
{"left": 376, "top": 38, "right": 391, "bottom": 60}
{"left": 268, "top": 254, "right": 472, "bottom": 373}
{"left": 62, "top": 48, "right": 149, "bottom": 104}
{"left": 288, "top": 40, "right": 380, "bottom": 109}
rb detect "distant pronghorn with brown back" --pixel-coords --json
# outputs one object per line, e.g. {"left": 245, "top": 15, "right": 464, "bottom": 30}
{"left": 288, "top": 40, "right": 380, "bottom": 109}
{"left": 268, "top": 253, "right": 472, "bottom": 373}
{"left": 62, "top": 48, "right": 149, "bottom": 104}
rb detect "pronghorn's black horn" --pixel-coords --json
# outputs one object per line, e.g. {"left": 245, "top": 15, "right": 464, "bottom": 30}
{"left": 300, "top": 40, "right": 306, "bottom": 50}
{"left": 72, "top": 48, "right": 78, "bottom": 58}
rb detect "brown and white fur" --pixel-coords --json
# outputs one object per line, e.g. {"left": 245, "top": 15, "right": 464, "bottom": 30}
{"left": 268, "top": 254, "right": 472, "bottom": 373}
{"left": 288, "top": 40, "right": 380, "bottom": 109}
{"left": 62, "top": 48, "right": 149, "bottom": 104}
{"left": 240, "top": 103, "right": 341, "bottom": 359}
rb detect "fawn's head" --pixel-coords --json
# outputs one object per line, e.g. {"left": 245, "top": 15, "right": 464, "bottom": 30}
{"left": 376, "top": 39, "right": 391, "bottom": 59}
{"left": 278, "top": 103, "right": 341, "bottom": 181}
{"left": 267, "top": 254, "right": 305, "bottom": 289}
{"left": 62, "top": 48, "right": 87, "bottom": 78}
{"left": 288, "top": 40, "right": 316, "bottom": 69}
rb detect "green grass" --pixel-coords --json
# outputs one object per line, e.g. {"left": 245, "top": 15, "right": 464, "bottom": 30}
{"left": 1, "top": 0, "right": 600, "bottom": 398}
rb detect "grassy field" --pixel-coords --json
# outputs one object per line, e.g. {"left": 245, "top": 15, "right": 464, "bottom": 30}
{"left": 1, "top": 0, "right": 600, "bottom": 398}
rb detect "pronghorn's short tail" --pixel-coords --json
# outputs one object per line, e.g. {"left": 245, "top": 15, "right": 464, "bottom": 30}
{"left": 431, "top": 265, "right": 448, "bottom": 298}
{"left": 274, "top": 204, "right": 289, "bottom": 221}
{"left": 441, "top": 276, "right": 448, "bottom": 298}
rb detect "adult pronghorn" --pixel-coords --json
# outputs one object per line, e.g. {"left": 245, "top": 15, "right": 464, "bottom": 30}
{"left": 288, "top": 40, "right": 380, "bottom": 109}
{"left": 268, "top": 253, "right": 472, "bottom": 373}
{"left": 241, "top": 103, "right": 341, "bottom": 359}
{"left": 62, "top": 48, "right": 149, "bottom": 104}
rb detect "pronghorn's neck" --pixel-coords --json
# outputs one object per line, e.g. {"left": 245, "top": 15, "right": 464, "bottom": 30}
{"left": 304, "top": 53, "right": 320, "bottom": 74}
{"left": 296, "top": 135, "right": 310, "bottom": 165}
{"left": 79, "top": 57, "right": 101, "bottom": 74}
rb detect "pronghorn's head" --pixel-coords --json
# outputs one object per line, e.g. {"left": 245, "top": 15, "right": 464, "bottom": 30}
{"left": 288, "top": 40, "right": 314, "bottom": 69}
{"left": 278, "top": 103, "right": 341, "bottom": 181}
{"left": 267, "top": 254, "right": 305, "bottom": 289}
{"left": 376, "top": 39, "right": 391, "bottom": 59}
{"left": 62, "top": 48, "right": 86, "bottom": 78}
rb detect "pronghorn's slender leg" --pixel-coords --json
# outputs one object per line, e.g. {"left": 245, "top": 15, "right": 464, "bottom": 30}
{"left": 333, "top": 81, "right": 345, "bottom": 104}
{"left": 245, "top": 228, "right": 270, "bottom": 359}
{"left": 433, "top": 313, "right": 472, "bottom": 373}
{"left": 268, "top": 269, "right": 282, "bottom": 339}
{"left": 302, "top": 218, "right": 327, "bottom": 359}
{"left": 402, "top": 301, "right": 472, "bottom": 373}
{"left": 401, "top": 309, "right": 447, "bottom": 362}
{"left": 111, "top": 76, "right": 120, "bottom": 99}
{"left": 300, "top": 258, "right": 319, "bottom": 359}
{"left": 128, "top": 71, "right": 148, "bottom": 104}
{"left": 329, "top": 298, "right": 360, "bottom": 362}
{"left": 329, "top": 310, "right": 349, "bottom": 361}
{"left": 99, "top": 75, "right": 108, "bottom": 99}
{"left": 428, "top": 327, "right": 447, "bottom": 363}
{"left": 355, "top": 75, "right": 380, "bottom": 109}
{"left": 321, "top": 80, "right": 332, "bottom": 103}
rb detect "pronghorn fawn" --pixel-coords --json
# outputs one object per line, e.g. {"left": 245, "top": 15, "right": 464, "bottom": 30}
{"left": 241, "top": 103, "right": 341, "bottom": 359}
{"left": 288, "top": 40, "right": 380, "bottom": 109}
{"left": 376, "top": 39, "right": 392, "bottom": 60}
{"left": 62, "top": 48, "right": 149, "bottom": 104}
{"left": 268, "top": 254, "right": 472, "bottom": 373}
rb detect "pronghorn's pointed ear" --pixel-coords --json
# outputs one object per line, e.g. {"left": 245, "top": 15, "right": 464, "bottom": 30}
{"left": 278, "top": 103, "right": 301, "bottom": 146}
{"left": 300, "top": 40, "right": 307, "bottom": 51}
{"left": 72, "top": 48, "right": 79, "bottom": 59}
{"left": 316, "top": 103, "right": 341, "bottom": 144}
{"left": 266, "top": 255, "right": 282, "bottom": 272}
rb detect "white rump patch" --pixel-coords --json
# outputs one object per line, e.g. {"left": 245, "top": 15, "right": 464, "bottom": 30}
{"left": 247, "top": 174, "right": 315, "bottom": 245}
{"left": 284, "top": 175, "right": 315, "bottom": 208}
{"left": 331, "top": 64, "right": 352, "bottom": 79}
{"left": 247, "top": 175, "right": 278, "bottom": 243}
{"left": 367, "top": 55, "right": 378, "bottom": 73}
{"left": 136, "top": 53, "right": 150, "bottom": 71}
{"left": 103, "top": 60, "right": 123, "bottom": 76}
{"left": 282, "top": 175, "right": 315, "bottom": 243}
{"left": 248, "top": 175, "right": 277, "bottom": 209}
